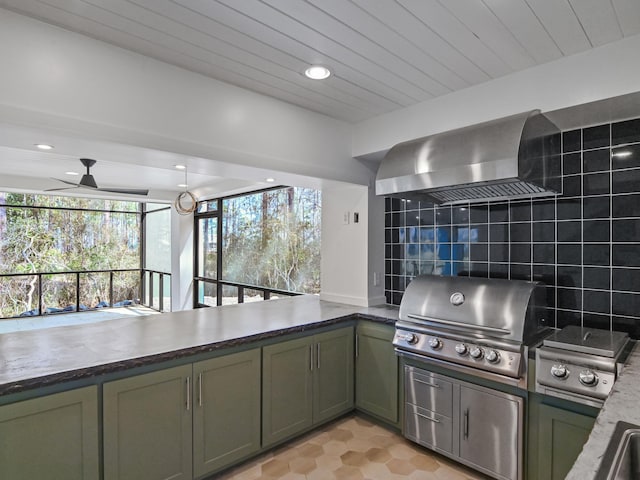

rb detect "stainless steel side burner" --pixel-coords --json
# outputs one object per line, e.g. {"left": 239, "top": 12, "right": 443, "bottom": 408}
{"left": 536, "top": 325, "right": 631, "bottom": 407}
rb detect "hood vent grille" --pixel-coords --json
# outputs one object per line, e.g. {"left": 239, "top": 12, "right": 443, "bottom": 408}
{"left": 427, "top": 180, "right": 551, "bottom": 204}
{"left": 376, "top": 110, "right": 561, "bottom": 205}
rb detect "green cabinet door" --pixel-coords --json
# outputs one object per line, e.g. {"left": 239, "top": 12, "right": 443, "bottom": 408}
{"left": 355, "top": 322, "right": 398, "bottom": 424}
{"left": 0, "top": 385, "right": 99, "bottom": 480}
{"left": 313, "top": 327, "right": 354, "bottom": 423}
{"left": 193, "top": 348, "right": 261, "bottom": 478}
{"left": 262, "top": 335, "right": 313, "bottom": 447}
{"left": 537, "top": 402, "right": 596, "bottom": 480}
{"left": 103, "top": 364, "right": 193, "bottom": 480}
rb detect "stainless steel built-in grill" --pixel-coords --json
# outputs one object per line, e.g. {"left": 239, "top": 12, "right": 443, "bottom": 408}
{"left": 393, "top": 275, "right": 551, "bottom": 388}
{"left": 536, "top": 325, "right": 630, "bottom": 408}
{"left": 394, "top": 275, "right": 551, "bottom": 480}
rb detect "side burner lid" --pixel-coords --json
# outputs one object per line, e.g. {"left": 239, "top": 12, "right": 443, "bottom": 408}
{"left": 542, "top": 326, "right": 629, "bottom": 357}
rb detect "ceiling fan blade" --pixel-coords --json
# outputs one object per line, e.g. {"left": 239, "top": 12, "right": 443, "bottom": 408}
{"left": 97, "top": 187, "right": 149, "bottom": 196}
{"left": 52, "top": 178, "right": 83, "bottom": 188}
{"left": 45, "top": 185, "right": 80, "bottom": 192}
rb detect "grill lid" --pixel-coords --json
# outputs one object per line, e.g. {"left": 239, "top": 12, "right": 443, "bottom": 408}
{"left": 399, "top": 275, "right": 549, "bottom": 344}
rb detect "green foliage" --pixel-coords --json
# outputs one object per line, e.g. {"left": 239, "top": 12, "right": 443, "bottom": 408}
{"left": 0, "top": 192, "right": 141, "bottom": 317}
{"left": 220, "top": 187, "right": 321, "bottom": 294}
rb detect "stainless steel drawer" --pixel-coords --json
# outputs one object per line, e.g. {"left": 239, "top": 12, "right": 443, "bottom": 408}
{"left": 404, "top": 404, "right": 453, "bottom": 454}
{"left": 405, "top": 366, "right": 453, "bottom": 417}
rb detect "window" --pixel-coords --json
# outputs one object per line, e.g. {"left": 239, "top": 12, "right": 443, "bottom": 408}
{"left": 194, "top": 187, "right": 321, "bottom": 307}
{"left": 0, "top": 193, "right": 141, "bottom": 319}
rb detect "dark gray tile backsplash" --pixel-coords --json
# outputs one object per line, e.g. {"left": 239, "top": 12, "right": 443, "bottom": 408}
{"left": 384, "top": 118, "right": 640, "bottom": 338}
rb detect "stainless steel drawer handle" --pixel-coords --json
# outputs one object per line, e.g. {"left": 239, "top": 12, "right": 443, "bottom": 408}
{"left": 198, "top": 373, "right": 203, "bottom": 407}
{"left": 414, "top": 379, "right": 440, "bottom": 388}
{"left": 463, "top": 408, "right": 469, "bottom": 438}
{"left": 416, "top": 412, "right": 440, "bottom": 423}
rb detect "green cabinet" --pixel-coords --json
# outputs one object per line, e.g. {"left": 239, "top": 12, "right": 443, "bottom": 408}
{"left": 103, "top": 364, "right": 193, "bottom": 480}
{"left": 528, "top": 393, "right": 598, "bottom": 480}
{"left": 313, "top": 328, "right": 355, "bottom": 423}
{"left": 262, "top": 326, "right": 354, "bottom": 447}
{"left": 0, "top": 385, "right": 99, "bottom": 480}
{"left": 355, "top": 322, "right": 398, "bottom": 425}
{"left": 104, "top": 348, "right": 261, "bottom": 480}
{"left": 193, "top": 349, "right": 261, "bottom": 477}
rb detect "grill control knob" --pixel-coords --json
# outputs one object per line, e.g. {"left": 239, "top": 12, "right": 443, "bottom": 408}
{"left": 551, "top": 364, "right": 569, "bottom": 379}
{"left": 469, "top": 346, "right": 484, "bottom": 359}
{"left": 402, "top": 333, "right": 418, "bottom": 345}
{"left": 486, "top": 350, "right": 500, "bottom": 364}
{"left": 455, "top": 343, "right": 468, "bottom": 355}
{"left": 428, "top": 338, "right": 442, "bottom": 350}
{"left": 579, "top": 370, "right": 598, "bottom": 386}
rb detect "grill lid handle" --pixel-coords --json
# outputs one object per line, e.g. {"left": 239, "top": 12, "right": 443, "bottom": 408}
{"left": 406, "top": 314, "right": 512, "bottom": 335}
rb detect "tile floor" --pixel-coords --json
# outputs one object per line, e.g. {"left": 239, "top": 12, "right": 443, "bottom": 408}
{"left": 213, "top": 415, "right": 488, "bottom": 480}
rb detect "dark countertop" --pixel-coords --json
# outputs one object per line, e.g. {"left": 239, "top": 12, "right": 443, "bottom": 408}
{"left": 0, "top": 295, "right": 398, "bottom": 397}
{"left": 566, "top": 342, "right": 640, "bottom": 479}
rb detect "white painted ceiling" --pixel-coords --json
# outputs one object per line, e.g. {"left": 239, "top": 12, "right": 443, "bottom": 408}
{"left": 1, "top": 0, "right": 640, "bottom": 200}
{"left": 3, "top": 0, "right": 640, "bottom": 123}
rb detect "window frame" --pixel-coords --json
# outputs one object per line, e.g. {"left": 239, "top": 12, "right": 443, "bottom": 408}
{"left": 193, "top": 186, "right": 318, "bottom": 308}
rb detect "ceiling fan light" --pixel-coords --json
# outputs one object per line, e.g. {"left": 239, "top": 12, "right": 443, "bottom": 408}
{"left": 304, "top": 65, "right": 331, "bottom": 80}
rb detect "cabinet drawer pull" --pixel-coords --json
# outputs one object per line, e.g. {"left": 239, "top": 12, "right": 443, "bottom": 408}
{"left": 317, "top": 343, "right": 321, "bottom": 369}
{"left": 355, "top": 334, "right": 359, "bottom": 357}
{"left": 186, "top": 376, "right": 190, "bottom": 411}
{"left": 309, "top": 344, "right": 313, "bottom": 371}
{"left": 414, "top": 379, "right": 440, "bottom": 388}
{"left": 416, "top": 412, "right": 440, "bottom": 423}
{"left": 198, "top": 373, "right": 203, "bottom": 407}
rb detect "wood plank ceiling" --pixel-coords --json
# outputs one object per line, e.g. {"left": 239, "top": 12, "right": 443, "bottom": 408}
{"left": 2, "top": 0, "right": 640, "bottom": 123}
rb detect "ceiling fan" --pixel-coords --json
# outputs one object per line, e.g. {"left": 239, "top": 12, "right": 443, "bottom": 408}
{"left": 49, "top": 158, "right": 149, "bottom": 196}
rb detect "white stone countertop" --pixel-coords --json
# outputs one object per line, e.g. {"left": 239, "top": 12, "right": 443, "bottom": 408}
{"left": 566, "top": 341, "right": 640, "bottom": 479}
{"left": 0, "top": 295, "right": 398, "bottom": 396}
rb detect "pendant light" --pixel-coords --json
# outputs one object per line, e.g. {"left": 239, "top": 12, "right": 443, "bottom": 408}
{"left": 174, "top": 166, "right": 197, "bottom": 215}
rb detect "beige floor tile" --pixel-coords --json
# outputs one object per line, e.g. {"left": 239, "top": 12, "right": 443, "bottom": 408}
{"left": 216, "top": 414, "right": 487, "bottom": 480}
{"left": 322, "top": 439, "right": 351, "bottom": 456}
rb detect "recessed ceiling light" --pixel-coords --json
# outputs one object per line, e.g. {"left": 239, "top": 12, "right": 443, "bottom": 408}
{"left": 177, "top": 183, "right": 188, "bottom": 188}
{"left": 175, "top": 164, "right": 186, "bottom": 170}
{"left": 304, "top": 65, "right": 331, "bottom": 80}
{"left": 265, "top": 177, "right": 275, "bottom": 183}
{"left": 65, "top": 171, "right": 79, "bottom": 176}
{"left": 35, "top": 143, "right": 54, "bottom": 150}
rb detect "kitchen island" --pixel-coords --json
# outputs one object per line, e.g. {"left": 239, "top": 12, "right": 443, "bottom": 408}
{"left": 0, "top": 295, "right": 397, "bottom": 397}
{"left": 0, "top": 295, "right": 400, "bottom": 480}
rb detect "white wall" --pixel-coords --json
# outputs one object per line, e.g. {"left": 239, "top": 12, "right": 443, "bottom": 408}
{"left": 170, "top": 209, "right": 194, "bottom": 311}
{"left": 320, "top": 183, "right": 384, "bottom": 306}
{"left": 0, "top": 9, "right": 369, "bottom": 186}
{"left": 353, "top": 33, "right": 640, "bottom": 158}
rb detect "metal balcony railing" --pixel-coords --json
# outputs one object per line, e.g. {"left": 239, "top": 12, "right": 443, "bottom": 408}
{"left": 0, "top": 268, "right": 171, "bottom": 320}
{"left": 194, "top": 277, "right": 299, "bottom": 308}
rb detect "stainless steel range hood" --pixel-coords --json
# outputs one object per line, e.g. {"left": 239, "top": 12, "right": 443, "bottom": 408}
{"left": 375, "top": 110, "right": 562, "bottom": 204}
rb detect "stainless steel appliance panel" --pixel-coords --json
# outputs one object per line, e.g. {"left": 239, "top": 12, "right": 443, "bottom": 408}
{"left": 459, "top": 384, "right": 523, "bottom": 480}
{"left": 405, "top": 404, "right": 454, "bottom": 455}
{"left": 405, "top": 367, "right": 453, "bottom": 417}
